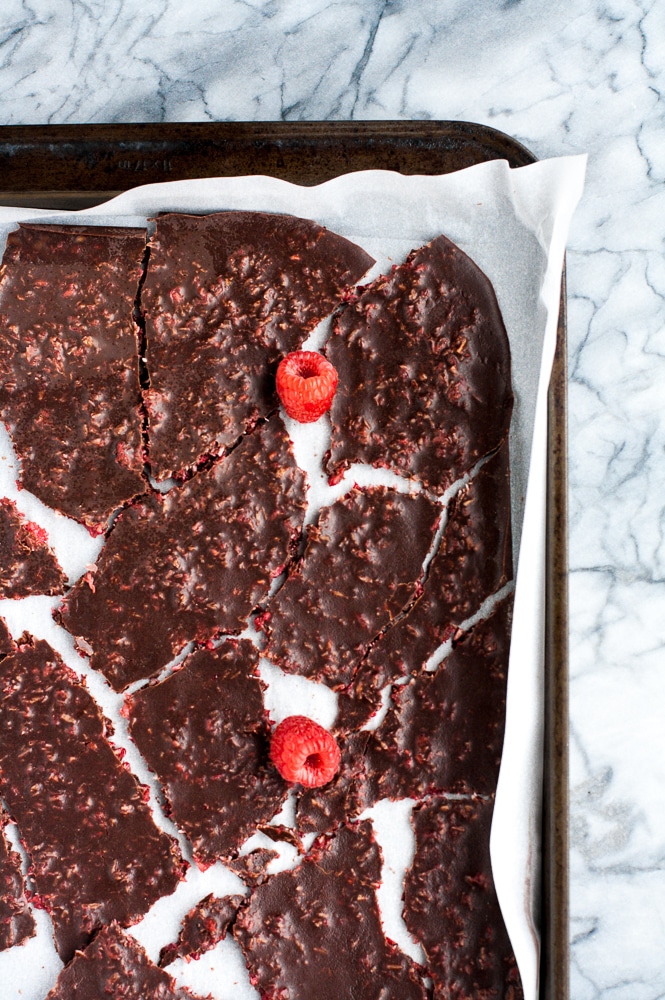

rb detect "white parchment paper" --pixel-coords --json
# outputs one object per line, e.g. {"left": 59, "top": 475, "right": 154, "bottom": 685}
{"left": 0, "top": 156, "right": 585, "bottom": 1000}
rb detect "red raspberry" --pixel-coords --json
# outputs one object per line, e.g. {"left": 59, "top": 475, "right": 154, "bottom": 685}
{"left": 275, "top": 351, "right": 338, "bottom": 423}
{"left": 270, "top": 715, "right": 341, "bottom": 788}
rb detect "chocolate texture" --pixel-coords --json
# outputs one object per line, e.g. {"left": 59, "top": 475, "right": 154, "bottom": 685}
{"left": 0, "top": 638, "right": 185, "bottom": 962}
{"left": 0, "top": 811, "right": 35, "bottom": 951}
{"left": 296, "top": 732, "right": 370, "bottom": 837}
{"left": 126, "top": 639, "right": 288, "bottom": 867}
{"left": 159, "top": 893, "right": 244, "bottom": 968}
{"left": 264, "top": 486, "right": 441, "bottom": 690}
{"left": 141, "top": 211, "right": 375, "bottom": 480}
{"left": 0, "top": 224, "right": 147, "bottom": 531}
{"left": 226, "top": 849, "right": 279, "bottom": 887}
{"left": 45, "top": 922, "right": 210, "bottom": 1000}
{"left": 335, "top": 443, "right": 512, "bottom": 730}
{"left": 0, "top": 617, "right": 14, "bottom": 657}
{"left": 234, "top": 820, "right": 427, "bottom": 1000}
{"left": 325, "top": 234, "right": 512, "bottom": 494}
{"left": 0, "top": 498, "right": 66, "bottom": 597}
{"left": 58, "top": 418, "right": 307, "bottom": 690}
{"left": 365, "top": 596, "right": 513, "bottom": 802}
{"left": 404, "top": 796, "right": 523, "bottom": 1000}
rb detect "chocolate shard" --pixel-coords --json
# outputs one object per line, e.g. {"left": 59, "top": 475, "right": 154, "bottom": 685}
{"left": 296, "top": 732, "right": 371, "bottom": 837}
{"left": 0, "top": 617, "right": 15, "bottom": 658}
{"left": 159, "top": 893, "right": 245, "bottom": 968}
{"left": 325, "top": 234, "right": 512, "bottom": 494}
{"left": 0, "top": 223, "right": 147, "bottom": 531}
{"left": 58, "top": 417, "right": 307, "bottom": 691}
{"left": 126, "top": 640, "right": 288, "bottom": 867}
{"left": 365, "top": 596, "right": 513, "bottom": 803}
{"left": 0, "top": 498, "right": 66, "bottom": 598}
{"left": 404, "top": 796, "right": 523, "bottom": 1000}
{"left": 257, "top": 824, "right": 303, "bottom": 852}
{"left": 141, "top": 211, "right": 375, "bottom": 481}
{"left": 335, "top": 443, "right": 512, "bottom": 730}
{"left": 226, "top": 849, "right": 279, "bottom": 887}
{"left": 264, "top": 486, "right": 441, "bottom": 690}
{"left": 45, "top": 921, "right": 211, "bottom": 1000}
{"left": 0, "top": 637, "right": 185, "bottom": 963}
{"left": 0, "top": 811, "right": 35, "bottom": 951}
{"left": 234, "top": 820, "right": 427, "bottom": 1000}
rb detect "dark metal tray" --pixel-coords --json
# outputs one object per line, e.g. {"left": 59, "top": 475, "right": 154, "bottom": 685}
{"left": 0, "top": 120, "right": 568, "bottom": 1000}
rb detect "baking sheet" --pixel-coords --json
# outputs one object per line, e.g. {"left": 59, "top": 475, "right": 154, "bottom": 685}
{"left": 0, "top": 156, "right": 585, "bottom": 1000}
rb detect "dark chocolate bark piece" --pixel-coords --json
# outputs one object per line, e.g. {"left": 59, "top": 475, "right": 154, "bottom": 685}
{"left": 365, "top": 596, "right": 513, "bottom": 803}
{"left": 296, "top": 732, "right": 370, "bottom": 836}
{"left": 0, "top": 637, "right": 185, "bottom": 963}
{"left": 58, "top": 418, "right": 307, "bottom": 691}
{"left": 264, "top": 486, "right": 441, "bottom": 690}
{"left": 141, "top": 211, "right": 375, "bottom": 481}
{"left": 126, "top": 639, "right": 288, "bottom": 867}
{"left": 159, "top": 893, "right": 244, "bottom": 967}
{"left": 0, "top": 224, "right": 147, "bottom": 531}
{"left": 0, "top": 811, "right": 35, "bottom": 951}
{"left": 336, "top": 444, "right": 512, "bottom": 730}
{"left": 45, "top": 922, "right": 210, "bottom": 1000}
{"left": 234, "top": 820, "right": 427, "bottom": 1000}
{"left": 0, "top": 498, "right": 66, "bottom": 597}
{"left": 404, "top": 797, "right": 523, "bottom": 1000}
{"left": 325, "top": 234, "right": 512, "bottom": 493}
{"left": 226, "top": 848, "right": 279, "bottom": 886}
{"left": 257, "top": 824, "right": 303, "bottom": 851}
{"left": 0, "top": 616, "right": 15, "bottom": 657}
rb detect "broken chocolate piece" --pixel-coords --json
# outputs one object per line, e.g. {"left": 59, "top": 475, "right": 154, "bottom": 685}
{"left": 126, "top": 639, "right": 288, "bottom": 867}
{"left": 226, "top": 849, "right": 278, "bottom": 887}
{"left": 45, "top": 922, "right": 210, "bottom": 1000}
{"left": 58, "top": 418, "right": 307, "bottom": 690}
{"left": 234, "top": 820, "right": 427, "bottom": 1000}
{"left": 296, "top": 732, "right": 370, "bottom": 836}
{"left": 0, "top": 224, "right": 147, "bottom": 531}
{"left": 365, "top": 597, "right": 513, "bottom": 802}
{"left": 336, "top": 444, "right": 512, "bottom": 730}
{"left": 257, "top": 824, "right": 303, "bottom": 852}
{"left": 0, "top": 638, "right": 185, "bottom": 963}
{"left": 0, "top": 617, "right": 14, "bottom": 658}
{"left": 264, "top": 486, "right": 440, "bottom": 689}
{"left": 141, "top": 211, "right": 375, "bottom": 480}
{"left": 0, "top": 811, "right": 35, "bottom": 951}
{"left": 325, "top": 234, "right": 512, "bottom": 493}
{"left": 159, "top": 893, "right": 245, "bottom": 968}
{"left": 404, "top": 797, "right": 523, "bottom": 1000}
{"left": 0, "top": 498, "right": 66, "bottom": 597}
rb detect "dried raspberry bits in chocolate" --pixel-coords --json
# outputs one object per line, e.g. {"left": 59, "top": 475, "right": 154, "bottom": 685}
{"left": 270, "top": 715, "right": 341, "bottom": 787}
{"left": 276, "top": 350, "right": 338, "bottom": 422}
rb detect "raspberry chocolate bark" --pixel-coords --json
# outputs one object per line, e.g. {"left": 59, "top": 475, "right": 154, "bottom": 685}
{"left": 45, "top": 922, "right": 210, "bottom": 1000}
{"left": 58, "top": 418, "right": 307, "bottom": 691}
{"left": 234, "top": 820, "right": 427, "bottom": 1000}
{"left": 325, "top": 234, "right": 512, "bottom": 494}
{"left": 0, "top": 498, "right": 66, "bottom": 597}
{"left": 0, "top": 224, "right": 147, "bottom": 532}
{"left": 126, "top": 640, "right": 288, "bottom": 867}
{"left": 0, "top": 638, "right": 185, "bottom": 963}
{"left": 404, "top": 797, "right": 523, "bottom": 1000}
{"left": 0, "top": 617, "right": 14, "bottom": 657}
{"left": 0, "top": 811, "right": 35, "bottom": 951}
{"left": 141, "top": 211, "right": 374, "bottom": 481}
{"left": 263, "top": 486, "right": 441, "bottom": 690}
{"left": 159, "top": 893, "right": 244, "bottom": 967}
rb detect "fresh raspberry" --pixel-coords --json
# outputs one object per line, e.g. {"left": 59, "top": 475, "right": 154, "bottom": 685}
{"left": 270, "top": 715, "right": 341, "bottom": 788}
{"left": 275, "top": 351, "right": 338, "bottom": 423}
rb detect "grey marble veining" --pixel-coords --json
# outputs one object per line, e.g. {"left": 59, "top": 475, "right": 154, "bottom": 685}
{"left": 1, "top": 1, "right": 665, "bottom": 997}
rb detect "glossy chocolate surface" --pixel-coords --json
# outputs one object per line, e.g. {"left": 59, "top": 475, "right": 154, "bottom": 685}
{"left": 159, "top": 893, "right": 245, "bottom": 968}
{"left": 0, "top": 498, "right": 66, "bottom": 598}
{"left": 0, "top": 811, "right": 35, "bottom": 951}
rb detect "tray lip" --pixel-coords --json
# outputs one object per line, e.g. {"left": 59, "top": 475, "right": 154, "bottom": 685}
{"left": 0, "top": 119, "right": 568, "bottom": 1000}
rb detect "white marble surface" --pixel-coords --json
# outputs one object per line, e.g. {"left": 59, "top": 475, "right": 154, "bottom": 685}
{"left": 0, "top": 1, "right": 664, "bottom": 997}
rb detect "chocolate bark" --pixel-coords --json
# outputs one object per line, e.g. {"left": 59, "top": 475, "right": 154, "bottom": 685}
{"left": 365, "top": 596, "right": 513, "bottom": 803}
{"left": 45, "top": 922, "right": 210, "bottom": 1000}
{"left": 0, "top": 637, "right": 185, "bottom": 963}
{"left": 0, "top": 498, "right": 66, "bottom": 597}
{"left": 336, "top": 443, "right": 512, "bottom": 730}
{"left": 126, "top": 639, "right": 288, "bottom": 867}
{"left": 264, "top": 486, "right": 441, "bottom": 690}
{"left": 141, "top": 211, "right": 375, "bottom": 481}
{"left": 234, "top": 820, "right": 427, "bottom": 1000}
{"left": 0, "top": 617, "right": 14, "bottom": 657}
{"left": 226, "top": 848, "right": 279, "bottom": 887}
{"left": 296, "top": 732, "right": 370, "bottom": 836}
{"left": 325, "top": 234, "right": 512, "bottom": 494}
{"left": 0, "top": 224, "right": 147, "bottom": 531}
{"left": 58, "top": 418, "right": 307, "bottom": 691}
{"left": 404, "top": 797, "right": 523, "bottom": 1000}
{"left": 159, "top": 893, "right": 245, "bottom": 967}
{"left": 0, "top": 811, "right": 35, "bottom": 951}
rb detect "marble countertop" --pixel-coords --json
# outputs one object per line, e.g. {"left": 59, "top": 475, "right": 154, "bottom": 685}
{"left": 1, "top": 1, "right": 663, "bottom": 997}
